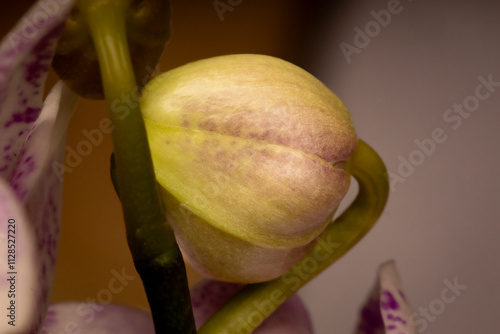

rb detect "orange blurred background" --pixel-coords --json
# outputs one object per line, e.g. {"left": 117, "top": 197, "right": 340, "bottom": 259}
{"left": 1, "top": 0, "right": 334, "bottom": 311}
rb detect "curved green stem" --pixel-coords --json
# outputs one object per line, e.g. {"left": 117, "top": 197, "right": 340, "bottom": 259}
{"left": 77, "top": 1, "right": 196, "bottom": 332}
{"left": 199, "top": 139, "right": 389, "bottom": 334}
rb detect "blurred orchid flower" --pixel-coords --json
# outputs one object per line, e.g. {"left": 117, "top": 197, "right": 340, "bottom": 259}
{"left": 42, "top": 261, "right": 415, "bottom": 334}
{"left": 43, "top": 278, "right": 313, "bottom": 334}
{"left": 0, "top": 2, "right": 415, "bottom": 334}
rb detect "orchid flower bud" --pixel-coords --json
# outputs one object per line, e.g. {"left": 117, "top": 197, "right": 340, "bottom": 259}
{"left": 141, "top": 54, "right": 357, "bottom": 283}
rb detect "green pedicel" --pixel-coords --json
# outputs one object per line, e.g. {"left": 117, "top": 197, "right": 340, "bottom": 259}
{"left": 75, "top": 1, "right": 196, "bottom": 333}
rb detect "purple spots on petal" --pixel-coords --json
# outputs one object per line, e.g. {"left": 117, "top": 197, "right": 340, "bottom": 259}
{"left": 381, "top": 290, "right": 400, "bottom": 311}
{"left": 0, "top": 1, "right": 75, "bottom": 332}
{"left": 24, "top": 168, "right": 64, "bottom": 333}
{"left": 22, "top": 25, "right": 64, "bottom": 87}
{"left": 25, "top": 60, "right": 49, "bottom": 87}
{"left": 8, "top": 150, "right": 38, "bottom": 200}
{"left": 43, "top": 308, "right": 57, "bottom": 327}
{"left": 27, "top": 161, "right": 36, "bottom": 173}
{"left": 357, "top": 298, "right": 385, "bottom": 334}
{"left": 386, "top": 313, "right": 407, "bottom": 325}
{"left": 4, "top": 107, "right": 41, "bottom": 127}
{"left": 0, "top": 22, "right": 66, "bottom": 181}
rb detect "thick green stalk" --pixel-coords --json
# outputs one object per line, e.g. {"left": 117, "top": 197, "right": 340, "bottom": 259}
{"left": 77, "top": 1, "right": 196, "bottom": 332}
{"left": 199, "top": 139, "right": 389, "bottom": 334}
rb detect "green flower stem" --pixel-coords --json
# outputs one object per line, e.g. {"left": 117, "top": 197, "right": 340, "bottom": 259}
{"left": 77, "top": 1, "right": 196, "bottom": 332}
{"left": 199, "top": 139, "right": 389, "bottom": 334}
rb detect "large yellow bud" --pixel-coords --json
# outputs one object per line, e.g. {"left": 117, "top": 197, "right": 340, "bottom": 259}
{"left": 140, "top": 54, "right": 357, "bottom": 283}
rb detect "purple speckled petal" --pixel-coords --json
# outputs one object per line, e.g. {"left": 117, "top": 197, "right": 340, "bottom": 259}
{"left": 24, "top": 82, "right": 77, "bottom": 333}
{"left": 42, "top": 302, "right": 155, "bottom": 334}
{"left": 191, "top": 278, "right": 314, "bottom": 333}
{"left": 0, "top": 2, "right": 77, "bottom": 333}
{"left": 10, "top": 81, "right": 77, "bottom": 200}
{"left": 354, "top": 261, "right": 416, "bottom": 334}
{"left": 0, "top": 82, "right": 77, "bottom": 334}
{"left": 377, "top": 262, "right": 415, "bottom": 334}
{"left": 0, "top": 0, "right": 75, "bottom": 181}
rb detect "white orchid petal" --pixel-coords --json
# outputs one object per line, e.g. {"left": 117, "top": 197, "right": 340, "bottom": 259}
{"left": 0, "top": 179, "right": 37, "bottom": 333}
{"left": 0, "top": 0, "right": 75, "bottom": 181}
{"left": 27, "top": 82, "right": 78, "bottom": 334}
{"left": 42, "top": 302, "right": 155, "bottom": 334}
{"left": 378, "top": 261, "right": 415, "bottom": 334}
{"left": 0, "top": 1, "right": 77, "bottom": 332}
{"left": 355, "top": 261, "right": 415, "bottom": 334}
{"left": 0, "top": 81, "right": 77, "bottom": 333}
{"left": 10, "top": 81, "right": 77, "bottom": 201}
